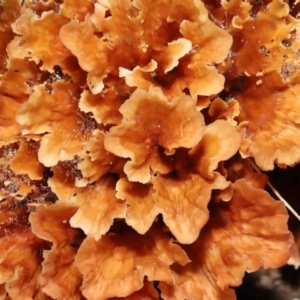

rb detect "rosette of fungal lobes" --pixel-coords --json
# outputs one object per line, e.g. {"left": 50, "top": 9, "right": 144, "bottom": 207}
{"left": 1, "top": 0, "right": 300, "bottom": 299}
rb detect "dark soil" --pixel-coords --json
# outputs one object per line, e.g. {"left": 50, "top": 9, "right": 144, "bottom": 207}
{"left": 236, "top": 266, "right": 300, "bottom": 300}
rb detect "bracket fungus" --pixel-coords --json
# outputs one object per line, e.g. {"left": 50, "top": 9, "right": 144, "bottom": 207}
{"left": 0, "top": 0, "right": 298, "bottom": 299}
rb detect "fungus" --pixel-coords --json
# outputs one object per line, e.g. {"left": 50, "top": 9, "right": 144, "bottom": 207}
{"left": 61, "top": 0, "right": 96, "bottom": 22}
{"left": 16, "top": 82, "right": 96, "bottom": 167}
{"left": 75, "top": 129, "right": 122, "bottom": 187}
{"left": 0, "top": 58, "right": 44, "bottom": 104}
{"left": 208, "top": 97, "right": 240, "bottom": 126}
{"left": 30, "top": 203, "right": 84, "bottom": 300}
{"left": 0, "top": 143, "right": 36, "bottom": 201}
{"left": 0, "top": 228, "right": 48, "bottom": 300}
{"left": 0, "top": 0, "right": 297, "bottom": 299}
{"left": 0, "top": 95, "right": 21, "bottom": 145}
{"left": 0, "top": 0, "right": 21, "bottom": 74}
{"left": 104, "top": 87, "right": 205, "bottom": 183}
{"left": 116, "top": 172, "right": 229, "bottom": 244}
{"left": 159, "top": 179, "right": 293, "bottom": 299}
{"left": 60, "top": 0, "right": 232, "bottom": 96}
{"left": 75, "top": 224, "right": 190, "bottom": 300}
{"left": 69, "top": 175, "right": 127, "bottom": 241}
{"left": 7, "top": 9, "right": 72, "bottom": 71}
{"left": 189, "top": 119, "right": 241, "bottom": 179}
{"left": 10, "top": 138, "right": 44, "bottom": 180}
{"left": 0, "top": 197, "right": 50, "bottom": 300}
{"left": 79, "top": 89, "right": 125, "bottom": 126}
{"left": 212, "top": 0, "right": 300, "bottom": 170}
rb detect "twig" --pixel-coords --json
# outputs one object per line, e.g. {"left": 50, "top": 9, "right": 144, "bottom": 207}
{"left": 247, "top": 158, "right": 300, "bottom": 222}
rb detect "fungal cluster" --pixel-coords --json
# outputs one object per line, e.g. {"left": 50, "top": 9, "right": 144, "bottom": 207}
{"left": 0, "top": 0, "right": 298, "bottom": 299}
